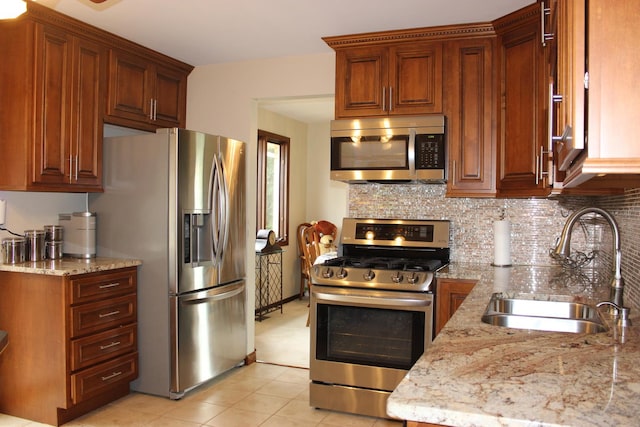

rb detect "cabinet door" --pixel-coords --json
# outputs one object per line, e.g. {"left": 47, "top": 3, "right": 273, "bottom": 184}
{"left": 435, "top": 279, "right": 476, "bottom": 335}
{"left": 445, "top": 38, "right": 496, "bottom": 196}
{"left": 389, "top": 42, "right": 442, "bottom": 115}
{"left": 106, "top": 49, "right": 189, "bottom": 130}
{"left": 554, "top": 0, "right": 585, "bottom": 171}
{"left": 334, "top": 46, "right": 388, "bottom": 118}
{"left": 106, "top": 49, "right": 153, "bottom": 124}
{"left": 152, "top": 64, "right": 188, "bottom": 127}
{"left": 70, "top": 37, "right": 104, "bottom": 188}
{"left": 32, "top": 24, "right": 72, "bottom": 186}
{"left": 496, "top": 4, "right": 549, "bottom": 197}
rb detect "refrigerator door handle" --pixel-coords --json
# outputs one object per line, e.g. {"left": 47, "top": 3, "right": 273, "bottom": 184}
{"left": 180, "top": 282, "right": 244, "bottom": 305}
{"left": 218, "top": 155, "right": 229, "bottom": 256}
{"left": 210, "top": 154, "right": 229, "bottom": 261}
{"left": 210, "top": 155, "right": 221, "bottom": 257}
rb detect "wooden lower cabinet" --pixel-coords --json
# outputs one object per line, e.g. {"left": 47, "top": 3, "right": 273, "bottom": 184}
{"left": 435, "top": 278, "right": 477, "bottom": 336}
{"left": 0, "top": 267, "right": 138, "bottom": 426}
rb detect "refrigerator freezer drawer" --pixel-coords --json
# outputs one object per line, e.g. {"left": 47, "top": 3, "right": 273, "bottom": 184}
{"left": 170, "top": 280, "right": 247, "bottom": 398}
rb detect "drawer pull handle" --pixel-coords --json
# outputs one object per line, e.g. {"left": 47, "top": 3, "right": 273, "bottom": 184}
{"left": 101, "top": 371, "right": 123, "bottom": 381}
{"left": 99, "top": 282, "right": 120, "bottom": 289}
{"left": 99, "top": 341, "right": 121, "bottom": 350}
{"left": 99, "top": 310, "right": 121, "bottom": 318}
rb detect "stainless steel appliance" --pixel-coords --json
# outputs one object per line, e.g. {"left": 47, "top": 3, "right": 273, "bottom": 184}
{"left": 330, "top": 115, "right": 446, "bottom": 183}
{"left": 309, "top": 218, "right": 450, "bottom": 419}
{"left": 89, "top": 128, "right": 246, "bottom": 399}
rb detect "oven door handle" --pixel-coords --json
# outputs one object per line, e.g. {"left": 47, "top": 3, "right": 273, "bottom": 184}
{"left": 313, "top": 290, "right": 431, "bottom": 309}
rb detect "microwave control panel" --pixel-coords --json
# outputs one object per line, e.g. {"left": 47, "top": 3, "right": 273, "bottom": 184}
{"left": 415, "top": 134, "right": 445, "bottom": 169}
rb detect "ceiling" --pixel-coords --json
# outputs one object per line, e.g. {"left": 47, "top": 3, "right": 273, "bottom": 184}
{"left": 33, "top": 0, "right": 534, "bottom": 123}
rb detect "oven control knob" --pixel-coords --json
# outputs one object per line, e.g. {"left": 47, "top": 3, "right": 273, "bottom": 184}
{"left": 336, "top": 268, "right": 348, "bottom": 279}
{"left": 407, "top": 272, "right": 420, "bottom": 284}
{"left": 363, "top": 270, "right": 375, "bottom": 281}
{"left": 321, "top": 268, "right": 334, "bottom": 279}
{"left": 391, "top": 271, "right": 403, "bottom": 283}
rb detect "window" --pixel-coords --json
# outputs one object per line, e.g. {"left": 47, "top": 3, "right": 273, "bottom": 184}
{"left": 257, "top": 129, "right": 290, "bottom": 245}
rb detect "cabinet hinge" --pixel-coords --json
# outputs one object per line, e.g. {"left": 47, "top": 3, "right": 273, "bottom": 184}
{"left": 584, "top": 71, "right": 589, "bottom": 90}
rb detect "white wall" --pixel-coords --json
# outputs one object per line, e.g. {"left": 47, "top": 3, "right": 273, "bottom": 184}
{"left": 186, "top": 52, "right": 337, "bottom": 356}
{"left": 0, "top": 192, "right": 86, "bottom": 238}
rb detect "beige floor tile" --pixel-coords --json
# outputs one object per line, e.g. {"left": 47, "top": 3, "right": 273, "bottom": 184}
{"left": 319, "top": 410, "right": 381, "bottom": 426}
{"left": 260, "top": 414, "right": 320, "bottom": 427}
{"left": 231, "top": 392, "right": 290, "bottom": 415}
{"left": 142, "top": 418, "right": 201, "bottom": 427}
{"left": 274, "top": 366, "right": 310, "bottom": 384}
{"left": 72, "top": 405, "right": 160, "bottom": 427}
{"left": 0, "top": 414, "right": 40, "bottom": 427}
{"left": 109, "top": 392, "right": 179, "bottom": 415}
{"left": 373, "top": 418, "right": 404, "bottom": 426}
{"left": 161, "top": 400, "right": 226, "bottom": 424}
{"left": 204, "top": 407, "right": 271, "bottom": 427}
{"left": 193, "top": 385, "right": 253, "bottom": 406}
{"left": 274, "top": 399, "right": 329, "bottom": 424}
{"left": 255, "top": 379, "right": 308, "bottom": 399}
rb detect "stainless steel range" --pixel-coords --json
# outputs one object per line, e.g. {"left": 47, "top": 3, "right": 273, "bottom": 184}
{"left": 309, "top": 218, "right": 450, "bottom": 419}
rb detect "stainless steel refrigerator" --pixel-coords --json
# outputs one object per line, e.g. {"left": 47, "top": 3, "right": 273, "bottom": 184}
{"left": 89, "top": 128, "right": 246, "bottom": 399}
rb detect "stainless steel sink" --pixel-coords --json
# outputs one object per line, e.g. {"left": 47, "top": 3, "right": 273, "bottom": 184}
{"left": 481, "top": 293, "right": 608, "bottom": 334}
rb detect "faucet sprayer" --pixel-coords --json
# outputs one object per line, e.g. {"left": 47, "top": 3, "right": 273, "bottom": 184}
{"left": 551, "top": 207, "right": 626, "bottom": 315}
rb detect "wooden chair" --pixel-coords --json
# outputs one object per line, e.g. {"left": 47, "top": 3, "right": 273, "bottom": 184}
{"left": 296, "top": 223, "right": 313, "bottom": 299}
{"left": 301, "top": 225, "right": 322, "bottom": 327}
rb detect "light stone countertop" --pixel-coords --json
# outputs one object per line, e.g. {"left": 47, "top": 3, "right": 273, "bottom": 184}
{"left": 0, "top": 257, "right": 141, "bottom": 276}
{"left": 387, "top": 262, "right": 640, "bottom": 427}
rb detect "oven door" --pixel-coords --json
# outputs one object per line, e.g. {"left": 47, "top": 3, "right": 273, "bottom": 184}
{"left": 310, "top": 285, "right": 433, "bottom": 392}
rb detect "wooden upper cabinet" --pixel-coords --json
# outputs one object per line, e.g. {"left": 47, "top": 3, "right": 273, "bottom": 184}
{"left": 444, "top": 38, "right": 496, "bottom": 197}
{"left": 557, "top": 0, "right": 640, "bottom": 188}
{"left": 494, "top": 3, "right": 550, "bottom": 197}
{"left": 331, "top": 41, "right": 443, "bottom": 118}
{"left": 0, "top": 14, "right": 104, "bottom": 192}
{"left": 0, "top": 2, "right": 192, "bottom": 193}
{"left": 106, "top": 48, "right": 190, "bottom": 131}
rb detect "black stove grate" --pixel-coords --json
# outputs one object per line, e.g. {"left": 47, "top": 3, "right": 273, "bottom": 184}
{"left": 322, "top": 256, "right": 444, "bottom": 272}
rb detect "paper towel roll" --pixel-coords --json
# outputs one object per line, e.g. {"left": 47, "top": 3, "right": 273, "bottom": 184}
{"left": 493, "top": 264, "right": 512, "bottom": 291}
{"left": 493, "top": 220, "right": 511, "bottom": 266}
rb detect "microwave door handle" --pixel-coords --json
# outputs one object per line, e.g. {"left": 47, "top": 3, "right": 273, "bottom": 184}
{"left": 408, "top": 129, "right": 416, "bottom": 176}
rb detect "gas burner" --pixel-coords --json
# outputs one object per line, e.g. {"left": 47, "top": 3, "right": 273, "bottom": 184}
{"left": 323, "top": 256, "right": 444, "bottom": 272}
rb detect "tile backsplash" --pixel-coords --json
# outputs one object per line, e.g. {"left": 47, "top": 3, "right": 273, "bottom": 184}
{"left": 348, "top": 184, "right": 640, "bottom": 310}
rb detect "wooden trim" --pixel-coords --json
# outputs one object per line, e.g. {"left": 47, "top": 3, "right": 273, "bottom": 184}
{"left": 323, "top": 23, "right": 496, "bottom": 49}
{"left": 244, "top": 351, "right": 257, "bottom": 365}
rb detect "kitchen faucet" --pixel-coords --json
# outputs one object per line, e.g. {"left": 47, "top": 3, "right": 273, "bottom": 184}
{"left": 551, "top": 207, "right": 627, "bottom": 316}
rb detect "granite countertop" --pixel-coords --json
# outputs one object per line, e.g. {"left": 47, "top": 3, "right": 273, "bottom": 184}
{"left": 0, "top": 257, "right": 141, "bottom": 276}
{"left": 387, "top": 262, "right": 640, "bottom": 427}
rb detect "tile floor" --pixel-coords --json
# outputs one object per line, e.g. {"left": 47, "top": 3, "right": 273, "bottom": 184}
{"left": 0, "top": 298, "right": 403, "bottom": 427}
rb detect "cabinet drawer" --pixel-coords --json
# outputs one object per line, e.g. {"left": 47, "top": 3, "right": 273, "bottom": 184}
{"left": 71, "top": 324, "right": 137, "bottom": 371}
{"left": 71, "top": 294, "right": 136, "bottom": 338}
{"left": 70, "top": 267, "right": 136, "bottom": 304}
{"left": 71, "top": 352, "right": 138, "bottom": 404}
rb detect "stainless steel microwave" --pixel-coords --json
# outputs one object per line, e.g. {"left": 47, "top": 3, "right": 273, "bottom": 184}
{"left": 330, "top": 115, "right": 446, "bottom": 183}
